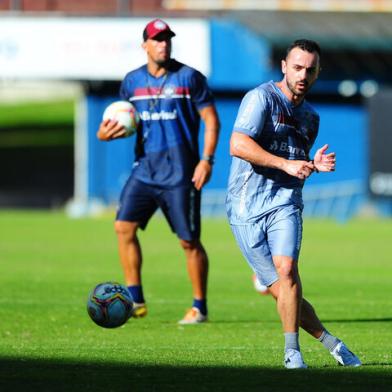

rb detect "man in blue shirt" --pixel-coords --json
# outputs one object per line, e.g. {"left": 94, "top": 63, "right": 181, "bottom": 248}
{"left": 226, "top": 39, "right": 361, "bottom": 368}
{"left": 97, "top": 19, "right": 220, "bottom": 324}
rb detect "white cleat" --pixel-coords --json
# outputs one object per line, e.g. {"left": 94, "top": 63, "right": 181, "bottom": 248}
{"left": 330, "top": 342, "right": 361, "bottom": 367}
{"left": 178, "top": 307, "right": 207, "bottom": 325}
{"left": 284, "top": 349, "right": 308, "bottom": 369}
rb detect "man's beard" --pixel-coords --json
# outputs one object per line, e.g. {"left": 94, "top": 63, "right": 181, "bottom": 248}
{"left": 156, "top": 56, "right": 171, "bottom": 67}
{"left": 287, "top": 79, "right": 309, "bottom": 96}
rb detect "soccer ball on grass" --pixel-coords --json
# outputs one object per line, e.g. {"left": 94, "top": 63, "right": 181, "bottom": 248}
{"left": 87, "top": 282, "right": 134, "bottom": 328}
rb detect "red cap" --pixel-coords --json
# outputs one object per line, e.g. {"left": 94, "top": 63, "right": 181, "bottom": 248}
{"left": 143, "top": 19, "right": 176, "bottom": 41}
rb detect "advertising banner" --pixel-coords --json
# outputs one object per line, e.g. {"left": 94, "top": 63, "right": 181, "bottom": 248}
{"left": 0, "top": 17, "right": 210, "bottom": 80}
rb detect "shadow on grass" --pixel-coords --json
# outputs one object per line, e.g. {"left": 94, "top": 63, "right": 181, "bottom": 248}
{"left": 0, "top": 357, "right": 391, "bottom": 392}
{"left": 323, "top": 317, "right": 392, "bottom": 323}
{"left": 212, "top": 317, "right": 392, "bottom": 324}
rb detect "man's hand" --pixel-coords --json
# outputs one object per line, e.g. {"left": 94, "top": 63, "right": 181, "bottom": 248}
{"left": 192, "top": 160, "right": 212, "bottom": 190}
{"left": 283, "top": 160, "right": 315, "bottom": 180}
{"left": 313, "top": 144, "right": 336, "bottom": 173}
{"left": 96, "top": 119, "right": 127, "bottom": 141}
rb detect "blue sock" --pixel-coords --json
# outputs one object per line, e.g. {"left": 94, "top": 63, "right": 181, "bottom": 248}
{"left": 127, "top": 285, "right": 145, "bottom": 304}
{"left": 193, "top": 299, "right": 207, "bottom": 316}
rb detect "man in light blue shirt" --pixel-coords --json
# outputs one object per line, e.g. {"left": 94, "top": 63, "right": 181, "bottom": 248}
{"left": 226, "top": 39, "right": 361, "bottom": 369}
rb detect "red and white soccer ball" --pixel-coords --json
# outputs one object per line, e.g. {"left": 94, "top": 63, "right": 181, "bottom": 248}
{"left": 102, "top": 101, "right": 140, "bottom": 137}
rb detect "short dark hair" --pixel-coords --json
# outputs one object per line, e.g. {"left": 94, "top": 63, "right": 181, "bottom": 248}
{"left": 286, "top": 39, "right": 321, "bottom": 58}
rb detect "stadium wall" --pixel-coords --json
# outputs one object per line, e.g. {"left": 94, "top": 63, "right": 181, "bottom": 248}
{"left": 83, "top": 95, "right": 367, "bottom": 218}
{"left": 0, "top": 17, "right": 387, "bottom": 217}
{"left": 76, "top": 19, "right": 371, "bottom": 220}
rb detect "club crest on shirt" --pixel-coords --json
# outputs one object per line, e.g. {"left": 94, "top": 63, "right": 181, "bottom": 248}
{"left": 162, "top": 85, "right": 176, "bottom": 97}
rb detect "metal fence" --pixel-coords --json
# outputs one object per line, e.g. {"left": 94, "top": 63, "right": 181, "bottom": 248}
{"left": 201, "top": 180, "right": 366, "bottom": 221}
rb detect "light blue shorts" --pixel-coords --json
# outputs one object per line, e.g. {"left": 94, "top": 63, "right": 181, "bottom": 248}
{"left": 230, "top": 205, "right": 303, "bottom": 287}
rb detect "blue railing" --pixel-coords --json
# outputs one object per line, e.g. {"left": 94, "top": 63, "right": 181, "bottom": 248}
{"left": 201, "top": 180, "right": 366, "bottom": 221}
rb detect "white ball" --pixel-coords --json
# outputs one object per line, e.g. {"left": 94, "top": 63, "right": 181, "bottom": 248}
{"left": 252, "top": 274, "right": 270, "bottom": 295}
{"left": 102, "top": 101, "right": 139, "bottom": 137}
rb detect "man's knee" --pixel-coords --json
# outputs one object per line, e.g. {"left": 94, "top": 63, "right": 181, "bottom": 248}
{"left": 114, "top": 220, "right": 138, "bottom": 241}
{"left": 179, "top": 238, "right": 201, "bottom": 251}
{"left": 274, "top": 257, "right": 299, "bottom": 281}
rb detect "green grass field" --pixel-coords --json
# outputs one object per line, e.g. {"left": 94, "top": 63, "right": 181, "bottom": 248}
{"left": 0, "top": 210, "right": 391, "bottom": 391}
{"left": 0, "top": 100, "right": 74, "bottom": 127}
{"left": 0, "top": 100, "right": 74, "bottom": 148}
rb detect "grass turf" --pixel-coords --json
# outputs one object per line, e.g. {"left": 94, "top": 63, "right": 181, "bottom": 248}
{"left": 0, "top": 210, "right": 391, "bottom": 391}
{"left": 0, "top": 100, "right": 74, "bottom": 148}
{"left": 0, "top": 100, "right": 74, "bottom": 127}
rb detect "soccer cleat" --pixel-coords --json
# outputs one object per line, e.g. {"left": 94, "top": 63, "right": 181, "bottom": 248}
{"left": 330, "top": 342, "right": 361, "bottom": 367}
{"left": 252, "top": 274, "right": 270, "bottom": 295}
{"left": 284, "top": 349, "right": 308, "bottom": 369}
{"left": 178, "top": 307, "right": 207, "bottom": 325}
{"left": 131, "top": 302, "right": 148, "bottom": 318}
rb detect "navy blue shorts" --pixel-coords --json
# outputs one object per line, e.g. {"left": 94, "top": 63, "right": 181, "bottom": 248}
{"left": 116, "top": 176, "right": 201, "bottom": 241}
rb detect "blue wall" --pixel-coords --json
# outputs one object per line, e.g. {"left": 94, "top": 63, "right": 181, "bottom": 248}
{"left": 87, "top": 95, "right": 136, "bottom": 203}
{"left": 83, "top": 18, "right": 371, "bottom": 218}
{"left": 204, "top": 100, "right": 367, "bottom": 189}
{"left": 209, "top": 19, "right": 275, "bottom": 90}
{"left": 87, "top": 94, "right": 367, "bottom": 205}
{"left": 212, "top": 99, "right": 368, "bottom": 220}
{"left": 308, "top": 104, "right": 367, "bottom": 185}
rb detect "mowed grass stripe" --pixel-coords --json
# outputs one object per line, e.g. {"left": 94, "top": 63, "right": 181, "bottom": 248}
{"left": 0, "top": 211, "right": 391, "bottom": 391}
